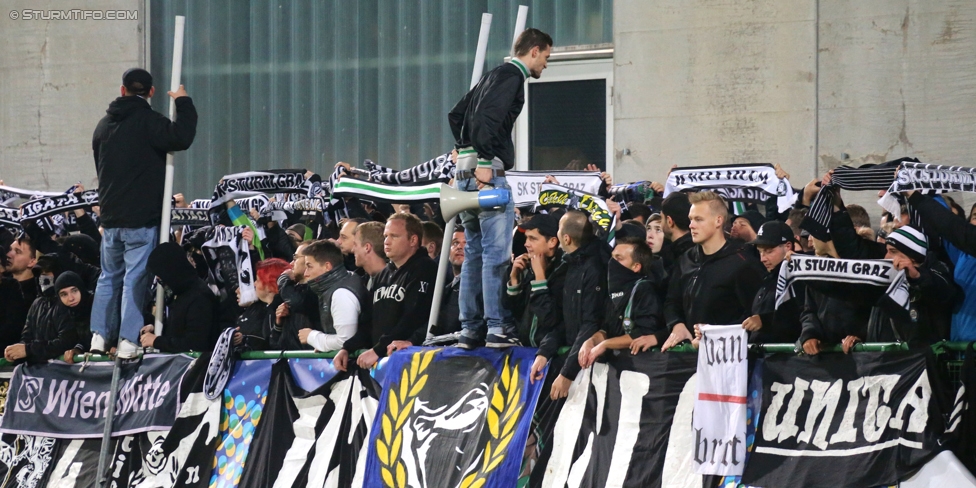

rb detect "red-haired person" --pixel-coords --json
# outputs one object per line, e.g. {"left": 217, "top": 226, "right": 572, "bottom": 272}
{"left": 233, "top": 258, "right": 291, "bottom": 350}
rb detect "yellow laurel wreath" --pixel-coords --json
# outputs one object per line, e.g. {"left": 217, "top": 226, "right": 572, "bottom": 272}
{"left": 376, "top": 348, "right": 439, "bottom": 488}
{"left": 461, "top": 355, "right": 524, "bottom": 488}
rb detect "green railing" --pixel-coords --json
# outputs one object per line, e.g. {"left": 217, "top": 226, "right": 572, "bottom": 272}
{"left": 1, "top": 341, "right": 972, "bottom": 369}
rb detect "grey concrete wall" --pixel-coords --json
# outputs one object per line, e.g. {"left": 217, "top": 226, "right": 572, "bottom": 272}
{"left": 614, "top": 0, "right": 976, "bottom": 212}
{"left": 0, "top": 1, "right": 144, "bottom": 192}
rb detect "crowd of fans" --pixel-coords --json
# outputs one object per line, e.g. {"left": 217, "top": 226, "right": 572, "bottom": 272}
{"left": 2, "top": 155, "right": 975, "bottom": 402}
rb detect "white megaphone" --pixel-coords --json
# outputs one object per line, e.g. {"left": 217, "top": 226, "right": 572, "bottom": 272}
{"left": 426, "top": 184, "right": 511, "bottom": 344}
{"left": 437, "top": 183, "right": 510, "bottom": 220}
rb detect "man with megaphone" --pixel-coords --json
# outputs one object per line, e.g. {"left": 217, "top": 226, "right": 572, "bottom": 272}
{"left": 447, "top": 28, "right": 552, "bottom": 349}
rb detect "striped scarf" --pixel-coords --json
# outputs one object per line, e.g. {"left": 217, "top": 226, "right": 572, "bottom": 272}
{"left": 332, "top": 179, "right": 442, "bottom": 204}
{"left": 880, "top": 162, "right": 976, "bottom": 217}
{"left": 775, "top": 255, "right": 909, "bottom": 312}
{"left": 365, "top": 153, "right": 455, "bottom": 185}
{"left": 201, "top": 226, "right": 257, "bottom": 304}
{"left": 664, "top": 164, "right": 797, "bottom": 213}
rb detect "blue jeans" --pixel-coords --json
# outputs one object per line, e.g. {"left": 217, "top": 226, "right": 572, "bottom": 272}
{"left": 457, "top": 176, "right": 516, "bottom": 338}
{"left": 91, "top": 227, "right": 159, "bottom": 343}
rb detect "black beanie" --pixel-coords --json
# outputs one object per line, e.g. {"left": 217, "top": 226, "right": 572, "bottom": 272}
{"left": 54, "top": 271, "right": 85, "bottom": 293}
{"left": 148, "top": 242, "right": 197, "bottom": 294}
{"left": 62, "top": 234, "right": 100, "bottom": 266}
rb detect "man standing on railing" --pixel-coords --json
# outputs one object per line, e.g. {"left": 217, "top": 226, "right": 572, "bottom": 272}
{"left": 448, "top": 29, "right": 552, "bottom": 349}
{"left": 91, "top": 68, "right": 197, "bottom": 358}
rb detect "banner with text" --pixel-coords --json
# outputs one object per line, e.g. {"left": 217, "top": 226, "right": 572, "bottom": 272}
{"left": 693, "top": 324, "right": 747, "bottom": 476}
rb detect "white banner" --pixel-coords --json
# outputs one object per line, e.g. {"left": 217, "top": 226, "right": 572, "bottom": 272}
{"left": 506, "top": 170, "right": 603, "bottom": 207}
{"left": 692, "top": 324, "right": 747, "bottom": 476}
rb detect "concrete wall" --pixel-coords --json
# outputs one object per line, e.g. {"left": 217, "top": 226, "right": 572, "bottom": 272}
{"left": 0, "top": 1, "right": 144, "bottom": 192}
{"left": 614, "top": 0, "right": 976, "bottom": 211}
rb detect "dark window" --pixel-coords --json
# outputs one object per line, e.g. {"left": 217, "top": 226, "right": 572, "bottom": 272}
{"left": 528, "top": 79, "right": 606, "bottom": 171}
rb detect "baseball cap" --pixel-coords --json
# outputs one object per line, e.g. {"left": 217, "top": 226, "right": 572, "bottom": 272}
{"left": 735, "top": 210, "right": 765, "bottom": 233}
{"left": 122, "top": 68, "right": 153, "bottom": 95}
{"left": 749, "top": 221, "right": 795, "bottom": 247}
{"left": 519, "top": 213, "right": 558, "bottom": 239}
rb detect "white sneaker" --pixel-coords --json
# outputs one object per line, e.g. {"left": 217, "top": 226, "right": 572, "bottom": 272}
{"left": 116, "top": 339, "right": 141, "bottom": 359}
{"left": 90, "top": 333, "right": 107, "bottom": 354}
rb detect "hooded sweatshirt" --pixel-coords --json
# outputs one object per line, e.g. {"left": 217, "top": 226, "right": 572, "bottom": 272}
{"left": 93, "top": 95, "right": 197, "bottom": 228}
{"left": 664, "top": 239, "right": 765, "bottom": 334}
{"left": 147, "top": 242, "right": 217, "bottom": 352}
{"left": 603, "top": 257, "right": 669, "bottom": 345}
{"left": 55, "top": 271, "right": 93, "bottom": 352}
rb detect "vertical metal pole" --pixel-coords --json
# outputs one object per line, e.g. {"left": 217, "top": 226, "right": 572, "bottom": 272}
{"left": 512, "top": 5, "right": 529, "bottom": 56}
{"left": 97, "top": 357, "right": 124, "bottom": 487}
{"left": 153, "top": 15, "right": 186, "bottom": 337}
{"left": 427, "top": 13, "right": 494, "bottom": 339}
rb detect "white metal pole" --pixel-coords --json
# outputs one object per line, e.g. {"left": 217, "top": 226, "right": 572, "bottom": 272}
{"left": 153, "top": 15, "right": 185, "bottom": 336}
{"left": 512, "top": 5, "right": 528, "bottom": 56}
{"left": 427, "top": 13, "right": 494, "bottom": 340}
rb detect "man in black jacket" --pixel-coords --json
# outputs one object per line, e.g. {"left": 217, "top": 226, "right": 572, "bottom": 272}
{"left": 1, "top": 235, "right": 38, "bottom": 347}
{"left": 294, "top": 240, "right": 367, "bottom": 352}
{"left": 743, "top": 221, "right": 803, "bottom": 344}
{"left": 140, "top": 242, "right": 217, "bottom": 353}
{"left": 449, "top": 29, "right": 551, "bottom": 349}
{"left": 3, "top": 274, "right": 77, "bottom": 364}
{"left": 660, "top": 192, "right": 694, "bottom": 273}
{"left": 662, "top": 191, "right": 765, "bottom": 350}
{"left": 506, "top": 213, "right": 565, "bottom": 348}
{"left": 532, "top": 211, "right": 608, "bottom": 400}
{"left": 578, "top": 239, "right": 669, "bottom": 367}
{"left": 334, "top": 213, "right": 437, "bottom": 371}
{"left": 91, "top": 68, "right": 197, "bottom": 358}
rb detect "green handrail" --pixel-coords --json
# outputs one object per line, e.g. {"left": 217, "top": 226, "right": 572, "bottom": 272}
{"left": 0, "top": 341, "right": 971, "bottom": 370}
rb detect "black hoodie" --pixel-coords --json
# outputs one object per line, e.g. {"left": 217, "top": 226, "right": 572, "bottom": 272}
{"left": 93, "top": 95, "right": 197, "bottom": 228}
{"left": 603, "top": 257, "right": 669, "bottom": 345}
{"left": 147, "top": 242, "right": 217, "bottom": 353}
{"left": 664, "top": 239, "right": 765, "bottom": 334}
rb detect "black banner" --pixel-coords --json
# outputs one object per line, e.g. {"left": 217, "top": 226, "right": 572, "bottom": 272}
{"left": 530, "top": 351, "right": 698, "bottom": 488}
{"left": 0, "top": 355, "right": 193, "bottom": 439}
{"left": 743, "top": 351, "right": 947, "bottom": 487}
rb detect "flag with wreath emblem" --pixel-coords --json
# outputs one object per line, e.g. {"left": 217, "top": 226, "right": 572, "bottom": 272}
{"left": 363, "top": 347, "right": 546, "bottom": 488}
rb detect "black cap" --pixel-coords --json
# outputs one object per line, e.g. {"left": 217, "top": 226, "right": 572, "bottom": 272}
{"left": 122, "top": 68, "right": 153, "bottom": 95}
{"left": 734, "top": 210, "right": 765, "bottom": 233}
{"left": 616, "top": 221, "right": 647, "bottom": 242}
{"left": 519, "top": 213, "right": 558, "bottom": 239}
{"left": 55, "top": 271, "right": 85, "bottom": 293}
{"left": 749, "top": 221, "right": 795, "bottom": 247}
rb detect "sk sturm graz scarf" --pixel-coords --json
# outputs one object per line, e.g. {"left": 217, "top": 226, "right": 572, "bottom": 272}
{"left": 0, "top": 185, "right": 62, "bottom": 206}
{"left": 508, "top": 171, "right": 604, "bottom": 208}
{"left": 0, "top": 206, "right": 21, "bottom": 228}
{"left": 538, "top": 183, "right": 616, "bottom": 242}
{"left": 775, "top": 255, "right": 910, "bottom": 312}
{"left": 365, "top": 153, "right": 456, "bottom": 185}
{"left": 18, "top": 190, "right": 99, "bottom": 223}
{"left": 880, "top": 162, "right": 976, "bottom": 217}
{"left": 210, "top": 169, "right": 315, "bottom": 207}
{"left": 201, "top": 226, "right": 257, "bottom": 304}
{"left": 664, "top": 164, "right": 797, "bottom": 213}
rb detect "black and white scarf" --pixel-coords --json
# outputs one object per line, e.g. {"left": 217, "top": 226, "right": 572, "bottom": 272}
{"left": 508, "top": 171, "right": 604, "bottom": 207}
{"left": 203, "top": 328, "right": 235, "bottom": 401}
{"left": 202, "top": 226, "right": 257, "bottom": 304}
{"left": 0, "top": 185, "right": 62, "bottom": 206}
{"left": 211, "top": 169, "right": 316, "bottom": 207}
{"left": 801, "top": 159, "right": 910, "bottom": 239}
{"left": 264, "top": 198, "right": 331, "bottom": 214}
{"left": 0, "top": 206, "right": 21, "bottom": 228}
{"left": 170, "top": 208, "right": 211, "bottom": 226}
{"left": 365, "top": 153, "right": 455, "bottom": 184}
{"left": 880, "top": 162, "right": 976, "bottom": 217}
{"left": 775, "top": 255, "right": 909, "bottom": 312}
{"left": 663, "top": 164, "right": 796, "bottom": 212}
{"left": 18, "top": 190, "right": 99, "bottom": 223}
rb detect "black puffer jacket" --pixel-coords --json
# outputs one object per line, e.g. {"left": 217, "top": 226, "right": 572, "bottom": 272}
{"left": 93, "top": 95, "right": 197, "bottom": 228}
{"left": 539, "top": 239, "right": 609, "bottom": 381}
{"left": 448, "top": 61, "right": 526, "bottom": 169}
{"left": 506, "top": 249, "right": 566, "bottom": 348}
{"left": 664, "top": 239, "right": 765, "bottom": 334}
{"left": 21, "top": 294, "right": 77, "bottom": 364}
{"left": 750, "top": 263, "right": 804, "bottom": 344}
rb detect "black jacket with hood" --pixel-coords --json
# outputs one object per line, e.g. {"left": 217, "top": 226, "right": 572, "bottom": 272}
{"left": 147, "top": 242, "right": 218, "bottom": 353}
{"left": 93, "top": 95, "right": 197, "bottom": 228}
{"left": 664, "top": 239, "right": 765, "bottom": 334}
{"left": 750, "top": 262, "right": 804, "bottom": 344}
{"left": 539, "top": 239, "right": 609, "bottom": 381}
{"left": 603, "top": 257, "right": 669, "bottom": 345}
{"left": 505, "top": 249, "right": 567, "bottom": 348}
{"left": 448, "top": 61, "right": 526, "bottom": 169}
{"left": 20, "top": 291, "right": 77, "bottom": 364}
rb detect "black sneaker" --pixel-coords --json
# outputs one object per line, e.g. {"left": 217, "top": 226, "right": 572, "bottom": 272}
{"left": 456, "top": 335, "right": 485, "bottom": 350}
{"left": 485, "top": 333, "right": 521, "bottom": 348}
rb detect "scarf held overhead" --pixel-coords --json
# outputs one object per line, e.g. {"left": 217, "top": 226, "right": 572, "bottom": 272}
{"left": 201, "top": 226, "right": 257, "bottom": 304}
{"left": 664, "top": 164, "right": 797, "bottom": 213}
{"left": 211, "top": 170, "right": 315, "bottom": 207}
{"left": 880, "top": 162, "right": 976, "bottom": 217}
